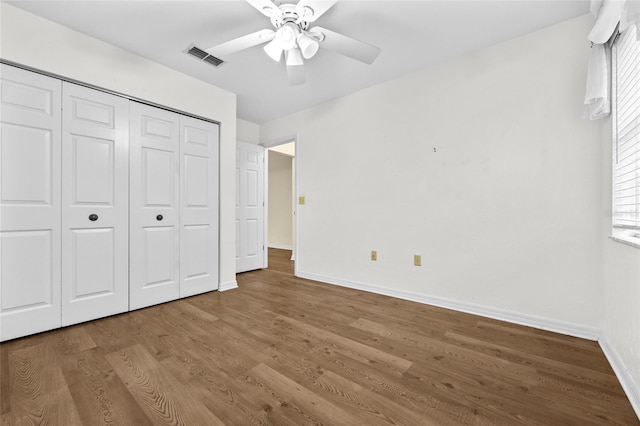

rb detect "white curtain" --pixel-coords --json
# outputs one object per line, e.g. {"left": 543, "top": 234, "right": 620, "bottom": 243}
{"left": 584, "top": 0, "right": 640, "bottom": 120}
{"left": 589, "top": 0, "right": 622, "bottom": 43}
{"left": 584, "top": 44, "right": 612, "bottom": 120}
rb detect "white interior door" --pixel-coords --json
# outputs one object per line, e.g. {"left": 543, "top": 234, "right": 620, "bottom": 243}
{"left": 130, "top": 102, "right": 180, "bottom": 309}
{"left": 236, "top": 141, "right": 264, "bottom": 273}
{"left": 0, "top": 65, "right": 62, "bottom": 341}
{"left": 180, "top": 116, "right": 219, "bottom": 297}
{"left": 61, "top": 82, "right": 129, "bottom": 326}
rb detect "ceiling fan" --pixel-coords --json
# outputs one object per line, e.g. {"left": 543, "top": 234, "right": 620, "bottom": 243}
{"left": 204, "top": 0, "right": 381, "bottom": 86}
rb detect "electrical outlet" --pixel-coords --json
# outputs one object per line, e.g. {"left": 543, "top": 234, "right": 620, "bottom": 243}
{"left": 371, "top": 250, "right": 377, "bottom": 261}
{"left": 414, "top": 254, "right": 422, "bottom": 266}
{"left": 299, "top": 196, "right": 306, "bottom": 205}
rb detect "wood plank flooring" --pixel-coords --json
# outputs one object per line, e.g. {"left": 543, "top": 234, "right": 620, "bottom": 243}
{"left": 1, "top": 248, "right": 638, "bottom": 425}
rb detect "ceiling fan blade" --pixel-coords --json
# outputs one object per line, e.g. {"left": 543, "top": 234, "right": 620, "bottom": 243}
{"left": 287, "top": 65, "right": 306, "bottom": 86}
{"left": 246, "top": 0, "right": 282, "bottom": 18}
{"left": 206, "top": 29, "right": 275, "bottom": 58}
{"left": 311, "top": 26, "right": 381, "bottom": 64}
{"left": 295, "top": 0, "right": 337, "bottom": 22}
{"left": 285, "top": 52, "right": 306, "bottom": 86}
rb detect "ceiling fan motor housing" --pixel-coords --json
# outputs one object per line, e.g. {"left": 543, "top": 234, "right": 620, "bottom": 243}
{"left": 269, "top": 4, "right": 311, "bottom": 31}
{"left": 266, "top": 3, "right": 322, "bottom": 60}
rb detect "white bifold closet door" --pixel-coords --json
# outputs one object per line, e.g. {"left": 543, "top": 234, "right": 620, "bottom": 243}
{"left": 0, "top": 65, "right": 62, "bottom": 341}
{"left": 130, "top": 103, "right": 219, "bottom": 309}
{"left": 179, "top": 115, "right": 219, "bottom": 298}
{"left": 129, "top": 103, "right": 180, "bottom": 309}
{"left": 61, "top": 83, "right": 129, "bottom": 326}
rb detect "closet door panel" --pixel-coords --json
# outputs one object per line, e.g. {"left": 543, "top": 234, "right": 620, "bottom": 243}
{"left": 1, "top": 231, "right": 53, "bottom": 309}
{"left": 143, "top": 148, "right": 174, "bottom": 205}
{"left": 1, "top": 126, "right": 52, "bottom": 205}
{"left": 180, "top": 116, "right": 219, "bottom": 297}
{"left": 130, "top": 103, "right": 180, "bottom": 309}
{"left": 62, "top": 83, "right": 129, "bottom": 326}
{"left": 72, "top": 135, "right": 114, "bottom": 203}
{"left": 143, "top": 227, "right": 176, "bottom": 285}
{"left": 0, "top": 65, "right": 62, "bottom": 341}
{"left": 184, "top": 224, "right": 210, "bottom": 281}
{"left": 184, "top": 155, "right": 209, "bottom": 206}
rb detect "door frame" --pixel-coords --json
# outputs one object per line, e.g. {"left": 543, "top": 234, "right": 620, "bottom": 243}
{"left": 262, "top": 134, "right": 298, "bottom": 276}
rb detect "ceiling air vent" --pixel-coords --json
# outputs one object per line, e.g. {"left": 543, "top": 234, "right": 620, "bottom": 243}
{"left": 185, "top": 45, "right": 224, "bottom": 67}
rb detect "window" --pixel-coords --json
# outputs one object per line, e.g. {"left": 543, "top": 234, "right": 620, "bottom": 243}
{"left": 612, "top": 25, "right": 640, "bottom": 246}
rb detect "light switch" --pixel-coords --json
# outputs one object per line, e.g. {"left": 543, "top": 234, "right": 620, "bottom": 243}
{"left": 371, "top": 250, "right": 377, "bottom": 261}
{"left": 299, "top": 196, "right": 305, "bottom": 205}
{"left": 414, "top": 255, "right": 422, "bottom": 266}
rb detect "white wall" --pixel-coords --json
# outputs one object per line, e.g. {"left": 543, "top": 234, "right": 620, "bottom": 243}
{"left": 1, "top": 3, "right": 238, "bottom": 288}
{"left": 261, "top": 14, "right": 603, "bottom": 334}
{"left": 268, "top": 151, "right": 293, "bottom": 248}
{"left": 237, "top": 118, "right": 260, "bottom": 145}
{"left": 600, "top": 121, "right": 640, "bottom": 413}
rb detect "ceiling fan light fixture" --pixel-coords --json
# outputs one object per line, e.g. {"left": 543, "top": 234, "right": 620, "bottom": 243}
{"left": 298, "top": 33, "right": 319, "bottom": 59}
{"left": 286, "top": 48, "right": 304, "bottom": 66}
{"left": 203, "top": 0, "right": 380, "bottom": 82}
{"left": 264, "top": 38, "right": 284, "bottom": 62}
{"left": 278, "top": 24, "right": 298, "bottom": 50}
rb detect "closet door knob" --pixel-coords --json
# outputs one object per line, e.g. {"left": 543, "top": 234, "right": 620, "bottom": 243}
{"left": 88, "top": 214, "right": 99, "bottom": 221}
{"left": 156, "top": 215, "right": 163, "bottom": 221}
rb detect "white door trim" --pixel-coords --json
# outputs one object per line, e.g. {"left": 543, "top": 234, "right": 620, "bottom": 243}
{"left": 1, "top": 60, "right": 220, "bottom": 128}
{"left": 263, "top": 148, "right": 269, "bottom": 269}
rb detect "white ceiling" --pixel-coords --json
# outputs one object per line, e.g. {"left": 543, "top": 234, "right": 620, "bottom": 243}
{"left": 7, "top": 1, "right": 590, "bottom": 124}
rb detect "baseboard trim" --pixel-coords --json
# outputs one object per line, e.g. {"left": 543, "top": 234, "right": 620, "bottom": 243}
{"left": 599, "top": 336, "right": 640, "bottom": 420}
{"left": 296, "top": 271, "right": 600, "bottom": 341}
{"left": 268, "top": 244, "right": 292, "bottom": 250}
{"left": 218, "top": 280, "right": 238, "bottom": 292}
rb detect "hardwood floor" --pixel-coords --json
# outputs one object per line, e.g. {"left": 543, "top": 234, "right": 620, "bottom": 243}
{"left": 1, "top": 248, "right": 637, "bottom": 425}
{"left": 266, "top": 247, "right": 295, "bottom": 275}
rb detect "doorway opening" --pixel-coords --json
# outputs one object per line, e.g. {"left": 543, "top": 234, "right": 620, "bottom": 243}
{"left": 265, "top": 138, "right": 296, "bottom": 275}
